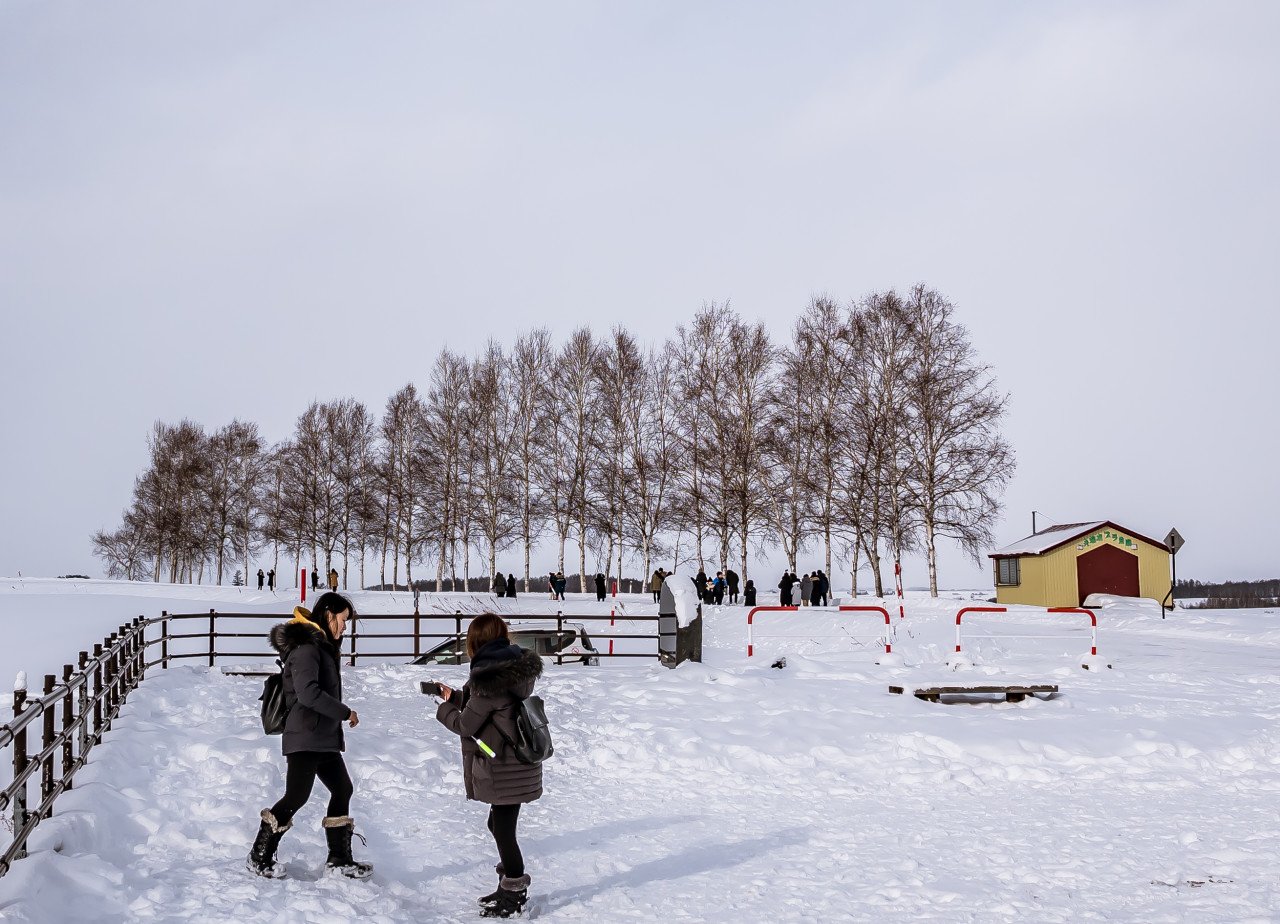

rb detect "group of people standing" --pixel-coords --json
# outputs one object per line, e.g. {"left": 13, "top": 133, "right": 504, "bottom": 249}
{"left": 647, "top": 569, "right": 670, "bottom": 602}
{"left": 778, "top": 570, "right": 831, "bottom": 607}
{"left": 693, "top": 569, "right": 743, "bottom": 605}
{"left": 256, "top": 568, "right": 276, "bottom": 591}
{"left": 249, "top": 594, "right": 543, "bottom": 918}
{"left": 491, "top": 573, "right": 519, "bottom": 598}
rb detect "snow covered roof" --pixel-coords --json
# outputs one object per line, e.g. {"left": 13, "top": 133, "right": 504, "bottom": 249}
{"left": 989, "top": 521, "right": 1170, "bottom": 558}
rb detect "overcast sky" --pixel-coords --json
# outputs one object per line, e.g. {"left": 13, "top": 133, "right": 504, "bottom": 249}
{"left": 2, "top": 1, "right": 1276, "bottom": 588}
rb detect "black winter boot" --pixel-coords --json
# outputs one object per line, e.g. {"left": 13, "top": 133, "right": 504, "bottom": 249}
{"left": 478, "top": 863, "right": 505, "bottom": 908}
{"left": 480, "top": 874, "right": 530, "bottom": 918}
{"left": 322, "top": 815, "right": 373, "bottom": 880}
{"left": 247, "top": 809, "right": 291, "bottom": 878}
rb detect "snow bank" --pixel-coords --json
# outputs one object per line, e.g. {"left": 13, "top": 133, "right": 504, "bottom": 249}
{"left": 2, "top": 586, "right": 1279, "bottom": 921}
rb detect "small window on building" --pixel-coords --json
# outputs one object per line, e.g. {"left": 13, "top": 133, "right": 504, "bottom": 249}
{"left": 996, "top": 558, "right": 1020, "bottom": 586}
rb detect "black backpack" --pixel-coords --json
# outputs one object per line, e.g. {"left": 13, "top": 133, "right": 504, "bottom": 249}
{"left": 494, "top": 695, "right": 554, "bottom": 765}
{"left": 259, "top": 660, "right": 289, "bottom": 735}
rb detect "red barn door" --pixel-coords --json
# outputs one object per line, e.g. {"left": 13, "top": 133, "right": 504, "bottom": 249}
{"left": 1076, "top": 544, "right": 1140, "bottom": 605}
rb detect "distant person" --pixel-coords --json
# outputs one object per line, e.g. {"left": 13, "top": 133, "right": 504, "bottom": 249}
{"left": 547, "top": 572, "right": 557, "bottom": 600}
{"left": 649, "top": 569, "right": 663, "bottom": 603}
{"left": 248, "top": 592, "right": 371, "bottom": 880}
{"left": 594, "top": 572, "right": 606, "bottom": 602}
{"left": 725, "top": 569, "right": 739, "bottom": 604}
{"left": 816, "top": 570, "right": 830, "bottom": 607}
{"left": 695, "top": 569, "right": 708, "bottom": 601}
{"left": 778, "top": 572, "right": 795, "bottom": 606}
{"left": 743, "top": 579, "right": 757, "bottom": 607}
{"left": 505, "top": 574, "right": 517, "bottom": 599}
{"left": 800, "top": 573, "right": 813, "bottom": 607}
{"left": 554, "top": 572, "right": 567, "bottom": 601}
{"left": 712, "top": 572, "right": 726, "bottom": 606}
{"left": 328, "top": 568, "right": 339, "bottom": 592}
{"left": 257, "top": 569, "right": 265, "bottom": 590}
{"left": 267, "top": 569, "right": 276, "bottom": 591}
{"left": 311, "top": 570, "right": 320, "bottom": 592}
{"left": 494, "top": 573, "right": 507, "bottom": 597}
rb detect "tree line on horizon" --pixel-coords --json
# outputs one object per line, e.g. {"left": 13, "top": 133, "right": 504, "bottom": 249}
{"left": 92, "top": 285, "right": 1015, "bottom": 597}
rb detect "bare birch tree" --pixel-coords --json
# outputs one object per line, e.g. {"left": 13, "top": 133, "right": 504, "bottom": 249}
{"left": 900, "top": 285, "right": 1015, "bottom": 595}
{"left": 509, "top": 330, "right": 554, "bottom": 591}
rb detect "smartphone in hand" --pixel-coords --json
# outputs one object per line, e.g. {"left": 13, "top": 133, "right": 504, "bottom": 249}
{"left": 420, "top": 681, "right": 442, "bottom": 696}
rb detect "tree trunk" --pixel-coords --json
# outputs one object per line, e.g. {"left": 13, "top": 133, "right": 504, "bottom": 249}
{"left": 867, "top": 540, "right": 884, "bottom": 597}
{"left": 926, "top": 524, "right": 939, "bottom": 597}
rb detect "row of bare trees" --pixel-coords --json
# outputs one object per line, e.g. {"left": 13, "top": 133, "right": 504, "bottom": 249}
{"left": 93, "top": 286, "right": 1015, "bottom": 596}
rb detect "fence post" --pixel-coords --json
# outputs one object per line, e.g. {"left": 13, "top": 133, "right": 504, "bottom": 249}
{"left": 349, "top": 617, "right": 357, "bottom": 668}
{"left": 120, "top": 625, "right": 132, "bottom": 696}
{"left": 92, "top": 643, "right": 103, "bottom": 741}
{"left": 117, "top": 626, "right": 128, "bottom": 703}
{"left": 413, "top": 609, "right": 421, "bottom": 659}
{"left": 137, "top": 617, "right": 145, "bottom": 681}
{"left": 133, "top": 617, "right": 143, "bottom": 685}
{"left": 556, "top": 611, "right": 564, "bottom": 665}
{"left": 455, "top": 611, "right": 463, "bottom": 666}
{"left": 12, "top": 679, "right": 28, "bottom": 861}
{"left": 208, "top": 610, "right": 216, "bottom": 668}
{"left": 161, "top": 611, "right": 169, "bottom": 668}
{"left": 77, "top": 651, "right": 89, "bottom": 759}
{"left": 103, "top": 635, "right": 116, "bottom": 730}
{"left": 41, "top": 674, "right": 55, "bottom": 817}
{"left": 61, "top": 664, "right": 74, "bottom": 785}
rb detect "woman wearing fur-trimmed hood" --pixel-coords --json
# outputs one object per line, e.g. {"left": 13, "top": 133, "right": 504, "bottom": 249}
{"left": 434, "top": 614, "right": 544, "bottom": 918}
{"left": 246, "top": 592, "right": 372, "bottom": 881}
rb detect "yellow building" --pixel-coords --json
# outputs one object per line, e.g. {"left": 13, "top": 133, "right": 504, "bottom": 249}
{"left": 989, "top": 521, "right": 1171, "bottom": 608}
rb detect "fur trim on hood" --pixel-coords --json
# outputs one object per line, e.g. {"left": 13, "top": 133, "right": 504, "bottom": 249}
{"left": 269, "top": 607, "right": 332, "bottom": 656}
{"left": 468, "top": 648, "right": 543, "bottom": 698}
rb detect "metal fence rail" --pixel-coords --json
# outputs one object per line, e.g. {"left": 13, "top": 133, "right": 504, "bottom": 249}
{"left": 0, "top": 607, "right": 658, "bottom": 877}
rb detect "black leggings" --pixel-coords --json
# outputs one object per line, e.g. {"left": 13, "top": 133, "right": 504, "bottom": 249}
{"left": 270, "top": 751, "right": 353, "bottom": 825}
{"left": 487, "top": 804, "right": 524, "bottom": 879}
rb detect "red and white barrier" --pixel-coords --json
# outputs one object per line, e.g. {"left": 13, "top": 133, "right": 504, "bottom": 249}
{"left": 954, "top": 606, "right": 1097, "bottom": 657}
{"left": 746, "top": 606, "right": 797, "bottom": 657}
{"left": 839, "top": 606, "right": 894, "bottom": 654}
{"left": 746, "top": 605, "right": 893, "bottom": 657}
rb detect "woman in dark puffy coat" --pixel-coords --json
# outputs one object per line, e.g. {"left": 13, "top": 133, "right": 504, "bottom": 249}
{"left": 247, "top": 592, "right": 372, "bottom": 880}
{"left": 435, "top": 614, "right": 544, "bottom": 918}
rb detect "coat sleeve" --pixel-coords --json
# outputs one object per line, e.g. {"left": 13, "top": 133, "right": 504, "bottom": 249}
{"left": 436, "top": 690, "right": 501, "bottom": 740}
{"left": 289, "top": 646, "right": 351, "bottom": 721}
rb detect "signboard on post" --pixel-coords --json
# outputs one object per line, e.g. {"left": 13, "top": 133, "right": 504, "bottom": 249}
{"left": 1162, "top": 528, "right": 1185, "bottom": 617}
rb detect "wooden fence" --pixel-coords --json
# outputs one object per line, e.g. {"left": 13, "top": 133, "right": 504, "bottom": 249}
{"left": 0, "top": 609, "right": 657, "bottom": 877}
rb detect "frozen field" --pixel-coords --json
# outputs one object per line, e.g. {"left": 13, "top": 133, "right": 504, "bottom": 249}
{"left": 0, "top": 581, "right": 1277, "bottom": 921}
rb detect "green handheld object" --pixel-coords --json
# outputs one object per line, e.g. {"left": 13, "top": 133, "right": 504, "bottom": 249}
{"left": 475, "top": 737, "right": 496, "bottom": 758}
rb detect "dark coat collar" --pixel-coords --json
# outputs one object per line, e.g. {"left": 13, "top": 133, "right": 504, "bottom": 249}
{"left": 469, "top": 643, "right": 543, "bottom": 698}
{"left": 270, "top": 618, "right": 337, "bottom": 657}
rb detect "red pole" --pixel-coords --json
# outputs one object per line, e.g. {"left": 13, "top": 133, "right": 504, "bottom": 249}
{"left": 301, "top": 568, "right": 307, "bottom": 603}
{"left": 894, "top": 561, "right": 905, "bottom": 619}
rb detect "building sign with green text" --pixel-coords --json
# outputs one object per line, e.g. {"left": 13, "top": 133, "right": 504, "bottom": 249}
{"left": 1076, "top": 528, "right": 1137, "bottom": 552}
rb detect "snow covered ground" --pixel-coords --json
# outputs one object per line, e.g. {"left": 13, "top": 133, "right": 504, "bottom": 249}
{"left": 1, "top": 581, "right": 1278, "bottom": 921}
